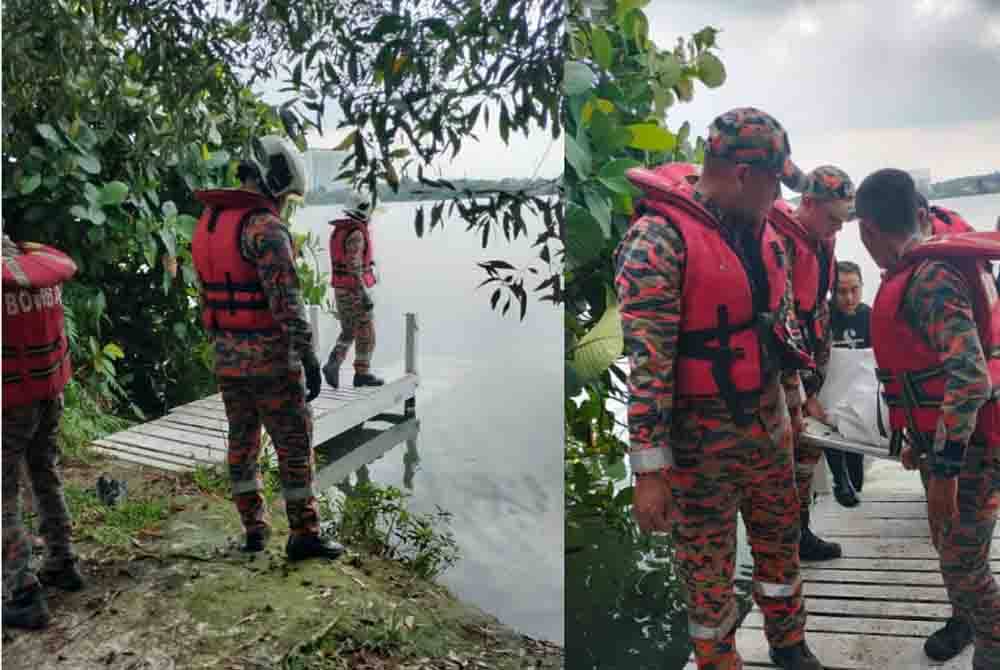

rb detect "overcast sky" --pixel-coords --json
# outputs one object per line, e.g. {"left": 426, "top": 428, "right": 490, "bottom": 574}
{"left": 646, "top": 0, "right": 1000, "bottom": 185}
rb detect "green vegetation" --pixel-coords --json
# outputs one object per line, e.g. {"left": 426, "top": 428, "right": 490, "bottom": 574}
{"left": 563, "top": 0, "right": 727, "bottom": 536}
{"left": 931, "top": 171, "right": 1000, "bottom": 199}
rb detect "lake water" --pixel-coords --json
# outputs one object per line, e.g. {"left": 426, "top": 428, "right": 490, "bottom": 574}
{"left": 294, "top": 202, "right": 564, "bottom": 644}
{"left": 567, "top": 192, "right": 1000, "bottom": 668}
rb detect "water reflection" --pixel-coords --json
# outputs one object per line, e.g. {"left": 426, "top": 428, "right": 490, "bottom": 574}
{"left": 297, "top": 202, "right": 564, "bottom": 644}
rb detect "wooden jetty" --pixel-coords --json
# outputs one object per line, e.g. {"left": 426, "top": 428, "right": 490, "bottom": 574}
{"left": 91, "top": 309, "right": 420, "bottom": 480}
{"left": 684, "top": 429, "right": 993, "bottom": 669}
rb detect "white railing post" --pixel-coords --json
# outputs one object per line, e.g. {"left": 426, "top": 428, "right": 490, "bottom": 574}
{"left": 404, "top": 312, "right": 418, "bottom": 417}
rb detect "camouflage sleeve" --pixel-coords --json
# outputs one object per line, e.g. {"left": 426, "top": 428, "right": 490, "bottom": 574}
{"left": 777, "top": 232, "right": 804, "bottom": 410}
{"left": 344, "top": 229, "right": 366, "bottom": 278}
{"left": 813, "top": 297, "right": 833, "bottom": 386}
{"left": 615, "top": 215, "right": 684, "bottom": 472}
{"left": 243, "top": 213, "right": 316, "bottom": 362}
{"left": 903, "top": 261, "right": 991, "bottom": 475}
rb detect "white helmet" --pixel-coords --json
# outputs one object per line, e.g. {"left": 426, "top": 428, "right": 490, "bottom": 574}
{"left": 343, "top": 190, "right": 373, "bottom": 222}
{"left": 249, "top": 135, "right": 309, "bottom": 199}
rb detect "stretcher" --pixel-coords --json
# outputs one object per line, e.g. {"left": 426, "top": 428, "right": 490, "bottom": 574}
{"left": 800, "top": 416, "right": 899, "bottom": 461}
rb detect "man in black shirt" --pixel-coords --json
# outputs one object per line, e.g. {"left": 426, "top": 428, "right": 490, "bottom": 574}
{"left": 826, "top": 261, "right": 869, "bottom": 506}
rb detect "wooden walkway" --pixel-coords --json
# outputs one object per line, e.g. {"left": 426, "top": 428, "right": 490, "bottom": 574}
{"left": 683, "top": 429, "right": 997, "bottom": 669}
{"left": 91, "top": 311, "right": 420, "bottom": 474}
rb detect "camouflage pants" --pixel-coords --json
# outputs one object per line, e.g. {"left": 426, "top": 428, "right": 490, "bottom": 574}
{"left": 921, "top": 445, "right": 1000, "bottom": 670}
{"left": 218, "top": 372, "right": 320, "bottom": 537}
{"left": 331, "top": 288, "right": 375, "bottom": 375}
{"left": 793, "top": 436, "right": 824, "bottom": 517}
{"left": 2, "top": 395, "right": 74, "bottom": 597}
{"left": 669, "top": 403, "right": 805, "bottom": 670}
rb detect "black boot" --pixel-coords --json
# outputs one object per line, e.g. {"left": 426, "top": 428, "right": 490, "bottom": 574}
{"left": 826, "top": 449, "right": 860, "bottom": 508}
{"left": 800, "top": 512, "right": 842, "bottom": 561}
{"left": 353, "top": 372, "right": 384, "bottom": 387}
{"left": 925, "top": 616, "right": 973, "bottom": 661}
{"left": 286, "top": 534, "right": 345, "bottom": 562}
{"left": 2, "top": 586, "right": 51, "bottom": 630}
{"left": 322, "top": 357, "right": 340, "bottom": 389}
{"left": 770, "top": 641, "right": 824, "bottom": 670}
{"left": 846, "top": 452, "right": 865, "bottom": 492}
{"left": 38, "top": 556, "right": 85, "bottom": 592}
{"left": 241, "top": 528, "right": 270, "bottom": 553}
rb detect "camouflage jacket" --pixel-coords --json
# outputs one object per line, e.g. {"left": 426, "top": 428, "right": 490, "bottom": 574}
{"left": 778, "top": 231, "right": 834, "bottom": 408}
{"left": 615, "top": 196, "right": 810, "bottom": 471}
{"left": 210, "top": 212, "right": 315, "bottom": 378}
{"left": 902, "top": 260, "right": 991, "bottom": 475}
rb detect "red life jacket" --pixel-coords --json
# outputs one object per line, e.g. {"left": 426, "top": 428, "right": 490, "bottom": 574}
{"left": 929, "top": 205, "right": 976, "bottom": 235}
{"left": 626, "top": 163, "right": 808, "bottom": 424}
{"left": 767, "top": 200, "right": 837, "bottom": 354}
{"left": 2, "top": 242, "right": 77, "bottom": 408}
{"left": 191, "top": 189, "right": 281, "bottom": 332}
{"left": 871, "top": 232, "right": 1000, "bottom": 449}
{"left": 329, "top": 218, "right": 376, "bottom": 289}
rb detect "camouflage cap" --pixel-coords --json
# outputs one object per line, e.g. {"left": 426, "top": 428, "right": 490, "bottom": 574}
{"left": 706, "top": 107, "right": 807, "bottom": 192}
{"left": 804, "top": 165, "right": 855, "bottom": 220}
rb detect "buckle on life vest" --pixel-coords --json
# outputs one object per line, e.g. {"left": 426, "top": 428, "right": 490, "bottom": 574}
{"left": 678, "top": 305, "right": 758, "bottom": 426}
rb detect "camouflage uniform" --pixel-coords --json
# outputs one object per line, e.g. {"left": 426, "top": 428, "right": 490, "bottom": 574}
{"left": 778, "top": 166, "right": 854, "bottom": 541}
{"left": 210, "top": 211, "right": 320, "bottom": 537}
{"left": 331, "top": 228, "right": 375, "bottom": 376}
{"left": 1, "top": 237, "right": 76, "bottom": 599}
{"left": 618, "top": 109, "right": 818, "bottom": 669}
{"left": 901, "top": 260, "right": 999, "bottom": 669}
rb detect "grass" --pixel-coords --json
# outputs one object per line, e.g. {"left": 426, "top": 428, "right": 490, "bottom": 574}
{"left": 62, "top": 483, "right": 169, "bottom": 546}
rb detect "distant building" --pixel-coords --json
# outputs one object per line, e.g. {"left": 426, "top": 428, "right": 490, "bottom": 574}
{"left": 906, "top": 168, "right": 932, "bottom": 198}
{"left": 303, "top": 149, "right": 348, "bottom": 194}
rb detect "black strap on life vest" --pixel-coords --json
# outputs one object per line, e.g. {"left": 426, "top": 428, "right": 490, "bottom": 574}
{"left": 200, "top": 207, "right": 276, "bottom": 332}
{"left": 677, "top": 305, "right": 761, "bottom": 427}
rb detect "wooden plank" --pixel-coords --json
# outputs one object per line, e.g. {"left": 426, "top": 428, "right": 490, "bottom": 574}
{"left": 92, "top": 441, "right": 194, "bottom": 472}
{"left": 717, "top": 628, "right": 971, "bottom": 669}
{"left": 798, "top": 568, "right": 944, "bottom": 586}
{"left": 802, "top": 538, "right": 1000, "bottom": 559}
{"left": 168, "top": 404, "right": 228, "bottom": 422}
{"left": 804, "top": 582, "right": 948, "bottom": 602}
{"left": 742, "top": 611, "right": 943, "bottom": 637}
{"left": 812, "top": 501, "right": 929, "bottom": 517}
{"left": 785, "top": 597, "right": 951, "bottom": 619}
{"left": 94, "top": 432, "right": 222, "bottom": 466}
{"left": 741, "top": 557, "right": 1000, "bottom": 572}
{"left": 124, "top": 423, "right": 228, "bottom": 454}
{"left": 809, "top": 518, "right": 1000, "bottom": 540}
{"left": 313, "top": 375, "right": 419, "bottom": 441}
{"left": 158, "top": 414, "right": 229, "bottom": 434}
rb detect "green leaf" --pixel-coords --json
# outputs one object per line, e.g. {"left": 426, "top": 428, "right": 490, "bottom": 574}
{"left": 98, "top": 181, "right": 129, "bottom": 206}
{"left": 84, "top": 182, "right": 100, "bottom": 204}
{"left": 657, "top": 54, "right": 682, "bottom": 89}
{"left": 626, "top": 123, "right": 676, "bottom": 152}
{"left": 605, "top": 459, "right": 627, "bottom": 482}
{"left": 70, "top": 205, "right": 89, "bottom": 221}
{"left": 102, "top": 343, "right": 125, "bottom": 360}
{"left": 19, "top": 174, "right": 41, "bottom": 195}
{"left": 598, "top": 158, "right": 642, "bottom": 180}
{"left": 162, "top": 200, "right": 179, "bottom": 219}
{"left": 176, "top": 214, "right": 198, "bottom": 241}
{"left": 583, "top": 188, "right": 613, "bottom": 238}
{"left": 653, "top": 86, "right": 675, "bottom": 117}
{"left": 589, "top": 110, "right": 630, "bottom": 155}
{"left": 563, "top": 61, "right": 594, "bottom": 96}
{"left": 36, "top": 123, "right": 64, "bottom": 147}
{"left": 565, "top": 203, "right": 605, "bottom": 268}
{"left": 598, "top": 176, "right": 638, "bottom": 196}
{"left": 158, "top": 228, "right": 177, "bottom": 256}
{"left": 697, "top": 52, "right": 727, "bottom": 88}
{"left": 77, "top": 153, "right": 102, "bottom": 174}
{"left": 565, "top": 134, "right": 592, "bottom": 177}
{"left": 591, "top": 27, "right": 613, "bottom": 70}
{"left": 570, "top": 289, "right": 624, "bottom": 383}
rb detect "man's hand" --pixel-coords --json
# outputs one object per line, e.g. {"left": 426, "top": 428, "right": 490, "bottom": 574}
{"left": 303, "top": 352, "right": 322, "bottom": 402}
{"left": 361, "top": 291, "right": 374, "bottom": 311}
{"left": 632, "top": 471, "right": 673, "bottom": 533}
{"left": 927, "top": 475, "right": 959, "bottom": 529}
{"left": 804, "top": 396, "right": 829, "bottom": 425}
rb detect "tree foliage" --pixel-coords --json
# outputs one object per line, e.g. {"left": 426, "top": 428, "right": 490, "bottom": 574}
{"left": 2, "top": 0, "right": 564, "bottom": 422}
{"left": 563, "top": 0, "right": 727, "bottom": 535}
